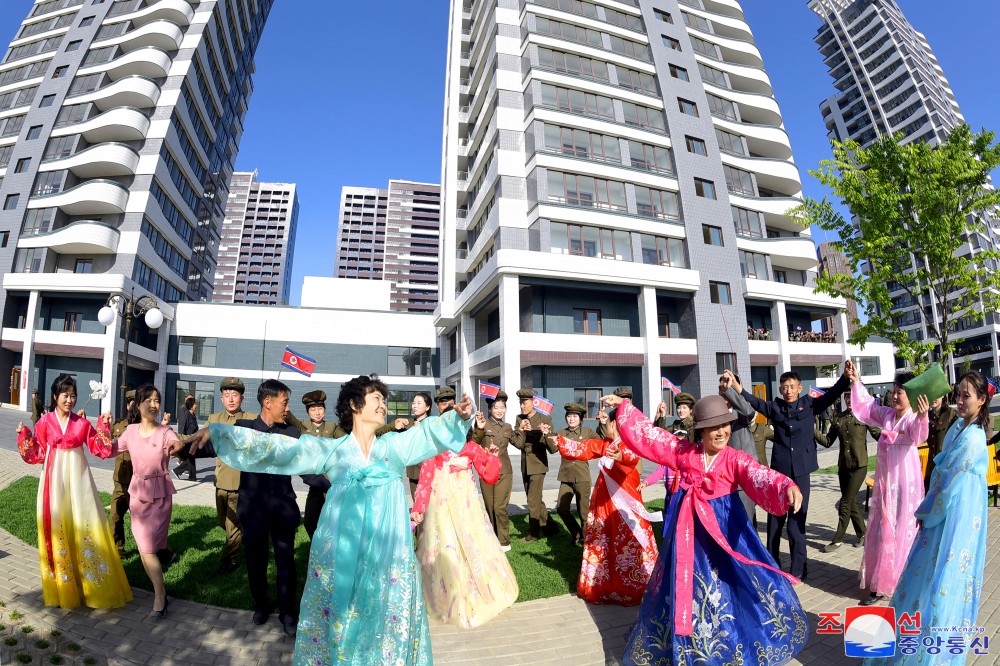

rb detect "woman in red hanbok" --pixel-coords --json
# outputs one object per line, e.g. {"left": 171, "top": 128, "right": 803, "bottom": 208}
{"left": 551, "top": 411, "right": 659, "bottom": 606}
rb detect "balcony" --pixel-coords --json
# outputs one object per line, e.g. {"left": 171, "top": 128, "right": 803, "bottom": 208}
{"left": 720, "top": 152, "right": 801, "bottom": 195}
{"left": 50, "top": 106, "right": 150, "bottom": 142}
{"left": 737, "top": 235, "right": 817, "bottom": 271}
{"left": 94, "top": 20, "right": 184, "bottom": 52}
{"left": 67, "top": 75, "right": 161, "bottom": 110}
{"left": 711, "top": 115, "right": 792, "bottom": 160}
{"left": 743, "top": 277, "right": 846, "bottom": 309}
{"left": 17, "top": 220, "right": 120, "bottom": 255}
{"left": 704, "top": 82, "right": 782, "bottom": 127}
{"left": 111, "top": 0, "right": 195, "bottom": 27}
{"left": 39, "top": 142, "right": 140, "bottom": 178}
{"left": 77, "top": 46, "right": 173, "bottom": 80}
{"left": 28, "top": 179, "right": 130, "bottom": 216}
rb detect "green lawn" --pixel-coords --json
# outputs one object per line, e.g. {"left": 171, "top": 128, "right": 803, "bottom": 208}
{"left": 0, "top": 477, "right": 670, "bottom": 606}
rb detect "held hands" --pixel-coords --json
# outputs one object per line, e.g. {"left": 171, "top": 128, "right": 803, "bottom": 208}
{"left": 455, "top": 393, "right": 475, "bottom": 420}
{"left": 596, "top": 408, "right": 609, "bottom": 425}
{"left": 474, "top": 412, "right": 486, "bottom": 430}
{"left": 539, "top": 423, "right": 551, "bottom": 435}
{"left": 722, "top": 370, "right": 742, "bottom": 393}
{"left": 915, "top": 394, "right": 929, "bottom": 417}
{"left": 637, "top": 481, "right": 646, "bottom": 492}
{"left": 99, "top": 413, "right": 113, "bottom": 428}
{"left": 844, "top": 359, "right": 858, "bottom": 384}
{"left": 656, "top": 401, "right": 668, "bottom": 419}
{"left": 600, "top": 394, "right": 623, "bottom": 410}
{"left": 606, "top": 445, "right": 623, "bottom": 462}
{"left": 161, "top": 413, "right": 172, "bottom": 426}
{"left": 787, "top": 486, "right": 804, "bottom": 513}
{"left": 410, "top": 511, "right": 424, "bottom": 526}
{"left": 187, "top": 428, "right": 211, "bottom": 456}
{"left": 520, "top": 418, "right": 533, "bottom": 432}
{"left": 15, "top": 421, "right": 24, "bottom": 434}
{"left": 167, "top": 439, "right": 187, "bottom": 457}
{"left": 393, "top": 417, "right": 410, "bottom": 431}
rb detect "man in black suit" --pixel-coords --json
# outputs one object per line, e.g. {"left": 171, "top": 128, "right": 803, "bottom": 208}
{"left": 725, "top": 361, "right": 853, "bottom": 581}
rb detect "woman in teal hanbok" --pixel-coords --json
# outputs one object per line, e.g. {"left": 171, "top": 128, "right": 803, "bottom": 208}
{"left": 866, "top": 371, "right": 990, "bottom": 666}
{"left": 191, "top": 375, "right": 475, "bottom": 665}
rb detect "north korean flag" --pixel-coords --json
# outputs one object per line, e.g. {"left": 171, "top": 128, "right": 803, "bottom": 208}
{"left": 281, "top": 347, "right": 316, "bottom": 377}
{"left": 479, "top": 381, "right": 501, "bottom": 400}
{"left": 532, "top": 394, "right": 555, "bottom": 416}
{"left": 809, "top": 386, "right": 826, "bottom": 398}
{"left": 661, "top": 376, "right": 682, "bottom": 396}
{"left": 987, "top": 377, "right": 998, "bottom": 399}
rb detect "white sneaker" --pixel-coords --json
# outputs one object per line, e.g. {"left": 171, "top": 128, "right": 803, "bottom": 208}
{"left": 501, "top": 544, "right": 511, "bottom": 553}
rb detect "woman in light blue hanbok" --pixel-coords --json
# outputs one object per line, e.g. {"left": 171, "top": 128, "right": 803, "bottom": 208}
{"left": 191, "top": 375, "right": 475, "bottom": 666}
{"left": 866, "top": 371, "right": 990, "bottom": 666}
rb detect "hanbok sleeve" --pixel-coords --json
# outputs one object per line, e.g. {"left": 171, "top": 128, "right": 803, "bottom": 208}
{"left": 643, "top": 465, "right": 667, "bottom": 486}
{"left": 17, "top": 423, "right": 45, "bottom": 465}
{"left": 208, "top": 423, "right": 348, "bottom": 476}
{"left": 903, "top": 410, "right": 929, "bottom": 448}
{"left": 84, "top": 418, "right": 115, "bottom": 459}
{"left": 614, "top": 441, "right": 640, "bottom": 470}
{"left": 385, "top": 410, "right": 475, "bottom": 468}
{"left": 411, "top": 454, "right": 440, "bottom": 516}
{"left": 615, "top": 399, "right": 683, "bottom": 469}
{"left": 556, "top": 436, "right": 606, "bottom": 461}
{"left": 732, "top": 450, "right": 796, "bottom": 517}
{"left": 850, "top": 381, "right": 893, "bottom": 429}
{"left": 917, "top": 423, "right": 986, "bottom": 529}
{"left": 459, "top": 441, "right": 501, "bottom": 484}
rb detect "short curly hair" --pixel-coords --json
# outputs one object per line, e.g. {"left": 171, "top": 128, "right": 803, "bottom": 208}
{"left": 335, "top": 374, "right": 389, "bottom": 433}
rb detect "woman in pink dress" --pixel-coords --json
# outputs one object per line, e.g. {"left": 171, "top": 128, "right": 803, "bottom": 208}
{"left": 111, "top": 384, "right": 185, "bottom": 617}
{"left": 847, "top": 366, "right": 928, "bottom": 605}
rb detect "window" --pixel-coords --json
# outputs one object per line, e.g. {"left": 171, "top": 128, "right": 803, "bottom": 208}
{"left": 635, "top": 185, "right": 680, "bottom": 220}
{"left": 547, "top": 171, "right": 627, "bottom": 211}
{"left": 14, "top": 248, "right": 42, "bottom": 273}
{"left": 26, "top": 125, "right": 42, "bottom": 139}
{"left": 775, "top": 270, "right": 787, "bottom": 283}
{"left": 609, "top": 35, "right": 651, "bottom": 61}
{"left": 710, "top": 281, "right": 732, "bottom": 304}
{"left": 706, "top": 93, "right": 738, "bottom": 121}
{"left": 535, "top": 16, "right": 602, "bottom": 49}
{"left": 537, "top": 47, "right": 609, "bottom": 81}
{"left": 573, "top": 388, "right": 603, "bottom": 420}
{"left": 617, "top": 66, "right": 658, "bottom": 94}
{"left": 14, "top": 158, "right": 30, "bottom": 173}
{"left": 174, "top": 380, "right": 216, "bottom": 421}
{"left": 698, "top": 63, "right": 728, "bottom": 88}
{"left": 678, "top": 98, "right": 699, "bottom": 116}
{"left": 715, "top": 128, "right": 746, "bottom": 155}
{"left": 702, "top": 224, "right": 723, "bottom": 245}
{"left": 63, "top": 312, "right": 81, "bottom": 332}
{"left": 853, "top": 356, "right": 881, "bottom": 376}
{"left": 80, "top": 16, "right": 95, "bottom": 26}
{"left": 682, "top": 11, "right": 711, "bottom": 32}
{"left": 663, "top": 36, "right": 681, "bottom": 51}
{"left": 690, "top": 36, "right": 718, "bottom": 59}
{"left": 543, "top": 124, "right": 621, "bottom": 163}
{"left": 640, "top": 234, "right": 686, "bottom": 268}
{"left": 4, "top": 194, "right": 19, "bottom": 210}
{"left": 694, "top": 178, "right": 717, "bottom": 199}
{"left": 621, "top": 101, "right": 666, "bottom": 131}
{"left": 655, "top": 9, "right": 673, "bottom": 23}
{"left": 66, "top": 40, "right": 82, "bottom": 52}
{"left": 74, "top": 258, "right": 93, "bottom": 273}
{"left": 739, "top": 250, "right": 768, "bottom": 279}
{"left": 669, "top": 64, "right": 688, "bottom": 81}
{"left": 628, "top": 140, "right": 673, "bottom": 174}
{"left": 550, "top": 222, "right": 631, "bottom": 261}
{"left": 573, "top": 308, "right": 601, "bottom": 335}
{"left": 52, "top": 65, "right": 68, "bottom": 78}
{"left": 732, "top": 206, "right": 763, "bottom": 237}
{"left": 21, "top": 208, "right": 55, "bottom": 234}
{"left": 39, "top": 94, "right": 55, "bottom": 108}
{"left": 0, "top": 231, "right": 7, "bottom": 247}
{"left": 686, "top": 136, "right": 707, "bottom": 155}
{"left": 177, "top": 337, "right": 218, "bottom": 366}
{"left": 387, "top": 347, "right": 432, "bottom": 376}
{"left": 716, "top": 352, "right": 737, "bottom": 374}
{"left": 723, "top": 165, "right": 756, "bottom": 196}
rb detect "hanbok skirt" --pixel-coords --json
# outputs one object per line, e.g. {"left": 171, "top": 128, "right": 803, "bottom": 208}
{"left": 416, "top": 465, "right": 518, "bottom": 627}
{"left": 624, "top": 491, "right": 807, "bottom": 666}
{"left": 36, "top": 447, "right": 132, "bottom": 609}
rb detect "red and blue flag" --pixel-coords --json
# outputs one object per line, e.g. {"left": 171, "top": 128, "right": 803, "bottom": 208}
{"left": 809, "top": 386, "right": 826, "bottom": 398}
{"left": 479, "top": 381, "right": 501, "bottom": 400}
{"left": 281, "top": 347, "right": 316, "bottom": 377}
{"left": 661, "top": 376, "right": 682, "bottom": 396}
{"left": 987, "top": 377, "right": 998, "bottom": 399}
{"left": 532, "top": 394, "right": 555, "bottom": 416}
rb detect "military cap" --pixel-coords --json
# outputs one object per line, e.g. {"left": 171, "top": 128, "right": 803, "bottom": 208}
{"left": 613, "top": 386, "right": 633, "bottom": 400}
{"left": 434, "top": 386, "right": 456, "bottom": 402}
{"left": 674, "top": 392, "right": 696, "bottom": 407}
{"left": 515, "top": 388, "right": 535, "bottom": 400}
{"left": 489, "top": 390, "right": 508, "bottom": 402}
{"left": 220, "top": 377, "right": 245, "bottom": 393}
{"left": 125, "top": 389, "right": 136, "bottom": 401}
{"left": 302, "top": 390, "right": 326, "bottom": 408}
{"left": 564, "top": 402, "right": 587, "bottom": 416}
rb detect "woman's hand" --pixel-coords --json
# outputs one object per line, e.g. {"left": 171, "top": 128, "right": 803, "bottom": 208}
{"left": 487, "top": 444, "right": 499, "bottom": 456}
{"left": 915, "top": 394, "right": 929, "bottom": 417}
{"left": 656, "top": 401, "right": 668, "bottom": 419}
{"left": 474, "top": 412, "right": 486, "bottom": 430}
{"left": 167, "top": 439, "right": 187, "bottom": 457}
{"left": 76, "top": 409, "right": 87, "bottom": 418}
{"left": 186, "top": 428, "right": 211, "bottom": 456}
{"left": 787, "top": 486, "right": 804, "bottom": 513}
{"left": 455, "top": 393, "right": 475, "bottom": 420}
{"left": 601, "top": 394, "right": 623, "bottom": 409}
{"left": 161, "top": 412, "right": 172, "bottom": 426}
{"left": 722, "top": 370, "right": 742, "bottom": 393}
{"left": 410, "top": 511, "right": 423, "bottom": 526}
{"left": 393, "top": 417, "right": 410, "bottom": 431}
{"left": 596, "top": 409, "right": 609, "bottom": 425}
{"left": 99, "top": 413, "right": 113, "bottom": 428}
{"left": 637, "top": 481, "right": 646, "bottom": 492}
{"left": 844, "top": 359, "right": 859, "bottom": 384}
{"left": 606, "top": 446, "right": 623, "bottom": 462}
{"left": 15, "top": 421, "right": 24, "bottom": 434}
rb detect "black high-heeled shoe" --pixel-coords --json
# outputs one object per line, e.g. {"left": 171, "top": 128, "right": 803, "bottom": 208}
{"left": 150, "top": 596, "right": 168, "bottom": 618}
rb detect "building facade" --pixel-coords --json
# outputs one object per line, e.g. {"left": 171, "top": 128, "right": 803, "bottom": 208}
{"left": 0, "top": 0, "right": 273, "bottom": 410}
{"left": 817, "top": 241, "right": 858, "bottom": 336}
{"left": 811, "top": 0, "right": 999, "bottom": 377}
{"left": 435, "top": 0, "right": 879, "bottom": 420}
{"left": 335, "top": 180, "right": 440, "bottom": 313}
{"left": 213, "top": 170, "right": 298, "bottom": 305}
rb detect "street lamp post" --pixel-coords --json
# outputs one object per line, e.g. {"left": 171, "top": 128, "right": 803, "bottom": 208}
{"left": 98, "top": 287, "right": 164, "bottom": 415}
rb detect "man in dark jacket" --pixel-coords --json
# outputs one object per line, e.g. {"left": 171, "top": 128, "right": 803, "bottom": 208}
{"left": 923, "top": 396, "right": 957, "bottom": 491}
{"left": 174, "top": 396, "right": 199, "bottom": 480}
{"left": 815, "top": 394, "right": 880, "bottom": 551}
{"left": 726, "top": 362, "right": 853, "bottom": 581}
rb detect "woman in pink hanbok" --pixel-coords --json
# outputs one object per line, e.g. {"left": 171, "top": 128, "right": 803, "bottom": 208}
{"left": 848, "top": 366, "right": 928, "bottom": 605}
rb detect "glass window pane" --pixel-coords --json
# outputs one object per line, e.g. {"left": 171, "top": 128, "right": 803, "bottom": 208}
{"left": 583, "top": 225, "right": 598, "bottom": 256}
{"left": 615, "top": 230, "right": 632, "bottom": 261}
{"left": 550, "top": 222, "right": 567, "bottom": 254}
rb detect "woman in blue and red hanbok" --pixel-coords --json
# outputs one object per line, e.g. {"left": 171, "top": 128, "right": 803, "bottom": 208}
{"left": 866, "top": 372, "right": 990, "bottom": 666}
{"left": 605, "top": 392, "right": 808, "bottom": 666}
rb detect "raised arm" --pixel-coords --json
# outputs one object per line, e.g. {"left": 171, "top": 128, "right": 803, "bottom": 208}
{"left": 208, "top": 423, "right": 347, "bottom": 476}
{"left": 724, "top": 386, "right": 756, "bottom": 421}
{"left": 555, "top": 436, "right": 607, "bottom": 461}
{"left": 614, "top": 399, "right": 684, "bottom": 470}
{"left": 850, "top": 380, "right": 893, "bottom": 429}
{"left": 411, "top": 454, "right": 440, "bottom": 516}
{"left": 812, "top": 375, "right": 850, "bottom": 414}
{"left": 459, "top": 440, "right": 501, "bottom": 484}
{"left": 903, "top": 408, "right": 929, "bottom": 448}
{"left": 643, "top": 464, "right": 668, "bottom": 487}
{"left": 385, "top": 409, "right": 476, "bottom": 468}
{"left": 917, "top": 426, "right": 987, "bottom": 529}
{"left": 16, "top": 422, "right": 46, "bottom": 465}
{"left": 732, "top": 450, "right": 797, "bottom": 516}
{"left": 740, "top": 389, "right": 774, "bottom": 419}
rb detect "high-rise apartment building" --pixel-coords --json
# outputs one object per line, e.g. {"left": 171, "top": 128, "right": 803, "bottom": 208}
{"left": 436, "top": 0, "right": 892, "bottom": 414}
{"left": 0, "top": 0, "right": 273, "bottom": 409}
{"left": 214, "top": 170, "right": 298, "bottom": 305}
{"left": 335, "top": 180, "right": 440, "bottom": 313}
{"left": 817, "top": 241, "right": 858, "bottom": 336}
{"left": 811, "top": 0, "right": 997, "bottom": 376}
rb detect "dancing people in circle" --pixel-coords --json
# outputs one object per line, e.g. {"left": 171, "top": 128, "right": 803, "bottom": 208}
{"left": 15, "top": 374, "right": 132, "bottom": 609}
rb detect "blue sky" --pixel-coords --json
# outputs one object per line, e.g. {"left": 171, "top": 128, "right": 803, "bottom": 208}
{"left": 1, "top": 1, "right": 997, "bottom": 305}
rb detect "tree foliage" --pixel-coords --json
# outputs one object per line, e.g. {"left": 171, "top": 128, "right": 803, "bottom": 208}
{"left": 797, "top": 125, "right": 1000, "bottom": 372}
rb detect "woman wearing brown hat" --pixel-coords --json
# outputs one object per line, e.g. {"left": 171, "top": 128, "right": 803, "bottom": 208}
{"left": 602, "top": 393, "right": 807, "bottom": 665}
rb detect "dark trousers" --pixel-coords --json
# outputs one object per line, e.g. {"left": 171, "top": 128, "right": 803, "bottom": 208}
{"left": 303, "top": 488, "right": 326, "bottom": 540}
{"left": 556, "top": 479, "right": 591, "bottom": 540}
{"left": 110, "top": 454, "right": 132, "bottom": 550}
{"left": 238, "top": 496, "right": 300, "bottom": 621}
{"left": 482, "top": 473, "right": 512, "bottom": 546}
{"left": 767, "top": 472, "right": 810, "bottom": 579}
{"left": 833, "top": 465, "right": 867, "bottom": 543}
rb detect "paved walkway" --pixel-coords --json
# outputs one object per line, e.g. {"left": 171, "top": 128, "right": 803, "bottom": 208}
{"left": 0, "top": 409, "right": 997, "bottom": 664}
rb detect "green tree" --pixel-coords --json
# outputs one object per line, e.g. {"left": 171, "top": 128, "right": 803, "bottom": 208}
{"left": 797, "top": 125, "right": 1000, "bottom": 374}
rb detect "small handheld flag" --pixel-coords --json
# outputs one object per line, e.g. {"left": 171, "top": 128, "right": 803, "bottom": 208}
{"left": 532, "top": 394, "right": 555, "bottom": 416}
{"left": 479, "top": 381, "right": 501, "bottom": 400}
{"left": 987, "top": 377, "right": 998, "bottom": 399}
{"left": 281, "top": 347, "right": 317, "bottom": 377}
{"left": 661, "top": 376, "right": 682, "bottom": 396}
{"left": 809, "top": 386, "right": 826, "bottom": 398}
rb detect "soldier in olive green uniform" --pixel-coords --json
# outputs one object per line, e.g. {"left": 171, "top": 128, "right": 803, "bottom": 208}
{"left": 555, "top": 402, "right": 598, "bottom": 547}
{"left": 109, "top": 389, "right": 136, "bottom": 557}
{"left": 31, "top": 389, "right": 44, "bottom": 425}
{"left": 816, "top": 394, "right": 881, "bottom": 551}
{"left": 750, "top": 419, "right": 775, "bottom": 465}
{"left": 655, "top": 392, "right": 696, "bottom": 437}
{"left": 187, "top": 377, "right": 257, "bottom": 573}
{"left": 511, "top": 388, "right": 557, "bottom": 542}
{"left": 923, "top": 396, "right": 957, "bottom": 491}
{"left": 471, "top": 390, "right": 515, "bottom": 550}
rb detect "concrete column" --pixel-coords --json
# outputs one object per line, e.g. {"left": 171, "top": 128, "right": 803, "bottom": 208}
{"left": 459, "top": 312, "right": 474, "bottom": 398}
{"left": 992, "top": 330, "right": 999, "bottom": 377}
{"left": 498, "top": 275, "right": 521, "bottom": 426}
{"left": 775, "top": 300, "right": 791, "bottom": 375}
{"left": 18, "top": 291, "right": 41, "bottom": 412}
{"left": 836, "top": 311, "right": 850, "bottom": 363}
{"left": 101, "top": 310, "right": 119, "bottom": 415}
{"left": 638, "top": 286, "right": 661, "bottom": 415}
{"left": 153, "top": 314, "right": 171, "bottom": 395}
